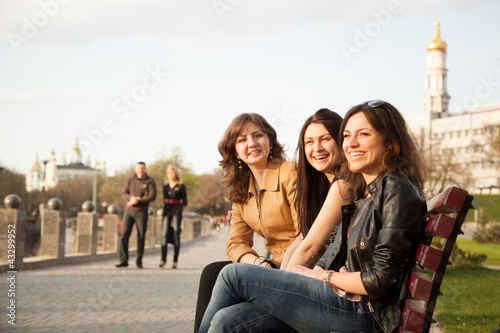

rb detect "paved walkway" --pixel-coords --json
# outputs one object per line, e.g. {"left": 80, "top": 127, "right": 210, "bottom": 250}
{"left": 0, "top": 230, "right": 243, "bottom": 333}
{"left": 1, "top": 230, "right": 445, "bottom": 333}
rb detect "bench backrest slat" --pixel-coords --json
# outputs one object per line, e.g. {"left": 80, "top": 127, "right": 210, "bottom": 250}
{"left": 400, "top": 186, "right": 474, "bottom": 333}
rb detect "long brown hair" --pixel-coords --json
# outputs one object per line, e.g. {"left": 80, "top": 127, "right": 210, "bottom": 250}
{"left": 294, "top": 109, "right": 343, "bottom": 237}
{"left": 218, "top": 113, "right": 286, "bottom": 204}
{"left": 338, "top": 101, "right": 426, "bottom": 198}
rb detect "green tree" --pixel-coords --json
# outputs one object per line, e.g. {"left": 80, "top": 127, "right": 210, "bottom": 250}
{"left": 98, "top": 148, "right": 200, "bottom": 215}
{"left": 98, "top": 165, "right": 135, "bottom": 214}
{"left": 0, "top": 167, "right": 31, "bottom": 210}
{"left": 46, "top": 175, "right": 107, "bottom": 217}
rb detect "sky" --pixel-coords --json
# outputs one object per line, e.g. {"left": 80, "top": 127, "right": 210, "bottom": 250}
{"left": 1, "top": 0, "right": 500, "bottom": 177}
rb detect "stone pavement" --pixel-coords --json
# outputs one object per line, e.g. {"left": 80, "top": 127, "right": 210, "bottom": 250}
{"left": 0, "top": 230, "right": 246, "bottom": 333}
{"left": 1, "top": 229, "right": 443, "bottom": 333}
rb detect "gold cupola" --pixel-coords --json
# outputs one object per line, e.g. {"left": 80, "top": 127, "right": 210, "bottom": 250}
{"left": 72, "top": 138, "right": 82, "bottom": 155}
{"left": 427, "top": 21, "right": 447, "bottom": 51}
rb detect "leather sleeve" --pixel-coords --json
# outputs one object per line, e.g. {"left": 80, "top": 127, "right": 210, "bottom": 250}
{"left": 360, "top": 176, "right": 426, "bottom": 300}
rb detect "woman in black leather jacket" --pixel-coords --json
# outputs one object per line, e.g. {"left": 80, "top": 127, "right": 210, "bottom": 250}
{"left": 199, "top": 100, "right": 427, "bottom": 333}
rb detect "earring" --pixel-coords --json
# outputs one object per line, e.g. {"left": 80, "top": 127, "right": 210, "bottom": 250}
{"left": 382, "top": 150, "right": 390, "bottom": 168}
{"left": 238, "top": 159, "right": 242, "bottom": 169}
{"left": 347, "top": 162, "right": 359, "bottom": 173}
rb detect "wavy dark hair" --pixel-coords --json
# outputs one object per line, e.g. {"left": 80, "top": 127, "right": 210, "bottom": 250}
{"left": 218, "top": 113, "right": 286, "bottom": 204}
{"left": 293, "top": 108, "right": 343, "bottom": 237}
{"left": 338, "top": 101, "right": 426, "bottom": 198}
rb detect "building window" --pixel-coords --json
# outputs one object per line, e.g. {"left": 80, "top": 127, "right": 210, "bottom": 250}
{"left": 465, "top": 130, "right": 469, "bottom": 137}
{"left": 457, "top": 131, "right": 462, "bottom": 138}
{"left": 474, "top": 129, "right": 478, "bottom": 135}
{"left": 449, "top": 132, "right": 454, "bottom": 139}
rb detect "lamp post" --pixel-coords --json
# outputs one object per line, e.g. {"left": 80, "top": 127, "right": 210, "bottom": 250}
{"left": 101, "top": 201, "right": 108, "bottom": 215}
{"left": 42, "top": 160, "right": 49, "bottom": 208}
{"left": 0, "top": 166, "right": 4, "bottom": 207}
{"left": 92, "top": 168, "right": 97, "bottom": 213}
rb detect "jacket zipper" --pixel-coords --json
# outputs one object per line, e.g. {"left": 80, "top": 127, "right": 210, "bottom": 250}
{"left": 255, "top": 192, "right": 266, "bottom": 238}
{"left": 256, "top": 196, "right": 260, "bottom": 219}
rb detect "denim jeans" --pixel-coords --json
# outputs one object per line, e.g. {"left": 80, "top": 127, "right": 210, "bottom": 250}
{"left": 199, "top": 264, "right": 374, "bottom": 333}
{"left": 161, "top": 214, "right": 181, "bottom": 262}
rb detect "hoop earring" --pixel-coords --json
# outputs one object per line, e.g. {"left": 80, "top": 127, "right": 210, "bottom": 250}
{"left": 238, "top": 159, "right": 243, "bottom": 169}
{"left": 382, "top": 151, "right": 390, "bottom": 169}
{"left": 347, "top": 162, "right": 359, "bottom": 173}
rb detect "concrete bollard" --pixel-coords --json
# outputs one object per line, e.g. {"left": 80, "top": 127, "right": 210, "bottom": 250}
{"left": 102, "top": 204, "right": 119, "bottom": 253}
{"left": 0, "top": 194, "right": 26, "bottom": 268}
{"left": 75, "top": 201, "right": 98, "bottom": 255}
{"left": 39, "top": 198, "right": 64, "bottom": 258}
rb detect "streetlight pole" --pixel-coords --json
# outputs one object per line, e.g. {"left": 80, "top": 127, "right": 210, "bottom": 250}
{"left": 42, "top": 160, "right": 49, "bottom": 208}
{"left": 92, "top": 168, "right": 98, "bottom": 213}
{"left": 0, "top": 166, "right": 4, "bottom": 206}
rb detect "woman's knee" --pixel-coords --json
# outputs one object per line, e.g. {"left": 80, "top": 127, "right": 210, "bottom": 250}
{"left": 219, "top": 263, "right": 254, "bottom": 281}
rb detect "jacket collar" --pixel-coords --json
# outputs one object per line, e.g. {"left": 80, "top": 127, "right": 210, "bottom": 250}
{"left": 366, "top": 173, "right": 383, "bottom": 197}
{"left": 248, "top": 159, "right": 282, "bottom": 197}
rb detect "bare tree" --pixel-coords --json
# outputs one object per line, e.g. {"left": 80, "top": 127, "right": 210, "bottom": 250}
{"left": 194, "top": 169, "right": 229, "bottom": 215}
{"left": 424, "top": 144, "right": 473, "bottom": 198}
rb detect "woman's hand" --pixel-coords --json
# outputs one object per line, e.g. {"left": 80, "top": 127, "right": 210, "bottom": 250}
{"left": 293, "top": 265, "right": 323, "bottom": 281}
{"left": 295, "top": 265, "right": 368, "bottom": 295}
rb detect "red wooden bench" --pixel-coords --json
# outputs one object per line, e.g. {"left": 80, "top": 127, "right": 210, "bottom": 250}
{"left": 400, "top": 186, "right": 474, "bottom": 333}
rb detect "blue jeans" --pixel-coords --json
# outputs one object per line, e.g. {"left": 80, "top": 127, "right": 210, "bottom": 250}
{"left": 199, "top": 264, "right": 374, "bottom": 333}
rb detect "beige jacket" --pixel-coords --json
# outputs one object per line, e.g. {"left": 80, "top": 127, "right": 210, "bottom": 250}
{"left": 226, "top": 160, "right": 298, "bottom": 268}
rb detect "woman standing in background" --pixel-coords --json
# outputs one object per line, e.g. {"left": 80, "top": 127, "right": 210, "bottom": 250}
{"left": 160, "top": 166, "right": 187, "bottom": 269}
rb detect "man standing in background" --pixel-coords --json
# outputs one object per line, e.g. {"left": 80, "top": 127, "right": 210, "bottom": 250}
{"left": 116, "top": 162, "right": 156, "bottom": 269}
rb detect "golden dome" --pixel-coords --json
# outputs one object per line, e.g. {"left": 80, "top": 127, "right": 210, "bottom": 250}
{"left": 427, "top": 21, "right": 447, "bottom": 51}
{"left": 31, "top": 154, "right": 42, "bottom": 172}
{"left": 72, "top": 138, "right": 82, "bottom": 154}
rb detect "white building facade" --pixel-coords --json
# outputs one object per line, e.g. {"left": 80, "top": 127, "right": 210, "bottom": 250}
{"left": 26, "top": 138, "right": 106, "bottom": 192}
{"left": 405, "top": 21, "right": 500, "bottom": 194}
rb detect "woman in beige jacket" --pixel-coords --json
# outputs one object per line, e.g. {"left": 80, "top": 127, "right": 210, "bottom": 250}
{"left": 194, "top": 113, "right": 298, "bottom": 332}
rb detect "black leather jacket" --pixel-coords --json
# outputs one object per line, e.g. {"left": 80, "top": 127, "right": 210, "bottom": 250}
{"left": 317, "top": 172, "right": 427, "bottom": 333}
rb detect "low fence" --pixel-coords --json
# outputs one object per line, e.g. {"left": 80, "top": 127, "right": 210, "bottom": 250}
{"left": 0, "top": 195, "right": 212, "bottom": 271}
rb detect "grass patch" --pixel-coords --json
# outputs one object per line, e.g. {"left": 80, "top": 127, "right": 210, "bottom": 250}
{"left": 455, "top": 239, "right": 500, "bottom": 266}
{"left": 467, "top": 194, "right": 500, "bottom": 222}
{"left": 435, "top": 266, "right": 500, "bottom": 333}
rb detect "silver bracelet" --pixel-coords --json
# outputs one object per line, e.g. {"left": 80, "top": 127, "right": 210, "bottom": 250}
{"left": 323, "top": 270, "right": 333, "bottom": 285}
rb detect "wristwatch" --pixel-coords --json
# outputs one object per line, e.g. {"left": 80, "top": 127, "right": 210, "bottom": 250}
{"left": 323, "top": 270, "right": 333, "bottom": 285}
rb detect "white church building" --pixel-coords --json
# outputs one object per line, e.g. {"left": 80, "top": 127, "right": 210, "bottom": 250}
{"left": 26, "top": 138, "right": 106, "bottom": 192}
{"left": 405, "top": 21, "right": 500, "bottom": 194}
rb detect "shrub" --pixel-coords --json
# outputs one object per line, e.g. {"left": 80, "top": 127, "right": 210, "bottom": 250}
{"left": 431, "top": 238, "right": 487, "bottom": 267}
{"left": 473, "top": 224, "right": 500, "bottom": 244}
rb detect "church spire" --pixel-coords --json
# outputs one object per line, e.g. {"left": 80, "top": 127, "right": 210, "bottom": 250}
{"left": 422, "top": 19, "right": 450, "bottom": 117}
{"left": 427, "top": 20, "right": 447, "bottom": 51}
{"left": 70, "top": 138, "right": 83, "bottom": 164}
